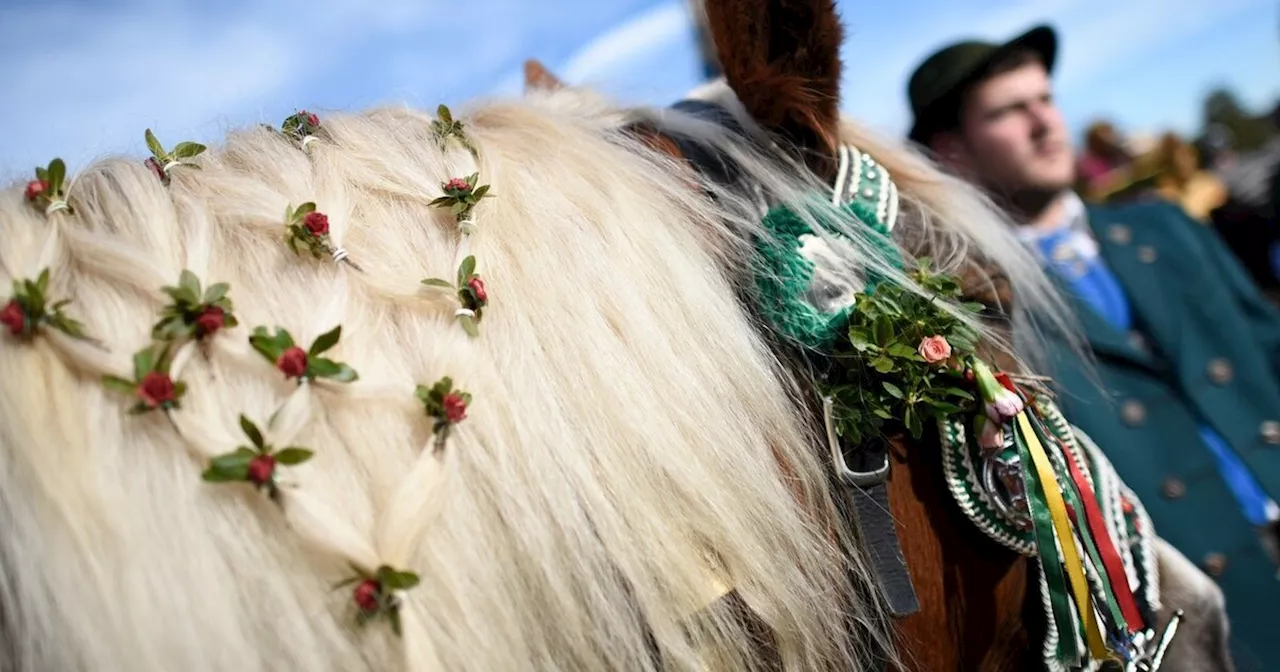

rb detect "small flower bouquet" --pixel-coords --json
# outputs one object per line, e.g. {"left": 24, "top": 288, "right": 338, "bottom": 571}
{"left": 102, "top": 344, "right": 188, "bottom": 414}
{"left": 249, "top": 325, "right": 358, "bottom": 384}
{"left": 144, "top": 129, "right": 206, "bottom": 184}
{"left": 25, "top": 158, "right": 72, "bottom": 214}
{"left": 152, "top": 270, "right": 238, "bottom": 342}
{"left": 421, "top": 255, "right": 487, "bottom": 336}
{"left": 2, "top": 269, "right": 87, "bottom": 341}
{"left": 335, "top": 564, "right": 421, "bottom": 636}
{"left": 201, "top": 415, "right": 314, "bottom": 499}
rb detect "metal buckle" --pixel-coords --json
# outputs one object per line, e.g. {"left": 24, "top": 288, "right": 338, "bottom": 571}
{"left": 1124, "top": 609, "right": 1183, "bottom": 672}
{"left": 823, "top": 396, "right": 890, "bottom": 487}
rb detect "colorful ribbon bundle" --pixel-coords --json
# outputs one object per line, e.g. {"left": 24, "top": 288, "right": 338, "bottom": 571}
{"left": 971, "top": 360, "right": 1146, "bottom": 666}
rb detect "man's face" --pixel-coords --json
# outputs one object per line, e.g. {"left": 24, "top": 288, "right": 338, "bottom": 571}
{"left": 936, "top": 60, "right": 1075, "bottom": 197}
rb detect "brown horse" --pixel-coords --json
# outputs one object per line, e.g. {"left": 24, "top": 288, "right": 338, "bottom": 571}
{"left": 524, "top": 0, "right": 1234, "bottom": 669}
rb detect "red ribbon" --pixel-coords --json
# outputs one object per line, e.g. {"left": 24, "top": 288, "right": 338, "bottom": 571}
{"left": 1060, "top": 443, "right": 1146, "bottom": 633}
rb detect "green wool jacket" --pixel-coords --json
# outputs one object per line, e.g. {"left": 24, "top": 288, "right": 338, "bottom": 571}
{"left": 1040, "top": 199, "right": 1280, "bottom": 671}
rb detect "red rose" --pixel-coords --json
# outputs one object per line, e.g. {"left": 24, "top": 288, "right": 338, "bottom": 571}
{"left": 353, "top": 579, "right": 380, "bottom": 612}
{"left": 467, "top": 276, "right": 487, "bottom": 303}
{"left": 247, "top": 454, "right": 276, "bottom": 486}
{"left": 24, "top": 180, "right": 47, "bottom": 202}
{"left": 144, "top": 157, "right": 165, "bottom": 181}
{"left": 442, "top": 392, "right": 468, "bottom": 423}
{"left": 304, "top": 112, "right": 319, "bottom": 128}
{"left": 0, "top": 300, "right": 25, "bottom": 336}
{"left": 194, "top": 306, "right": 225, "bottom": 337}
{"left": 994, "top": 372, "right": 1018, "bottom": 394}
{"left": 303, "top": 211, "right": 329, "bottom": 236}
{"left": 442, "top": 177, "right": 471, "bottom": 193}
{"left": 277, "top": 346, "right": 308, "bottom": 379}
{"left": 137, "top": 371, "right": 177, "bottom": 408}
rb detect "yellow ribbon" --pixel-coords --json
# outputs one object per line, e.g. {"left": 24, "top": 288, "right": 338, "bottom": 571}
{"left": 1016, "top": 413, "right": 1113, "bottom": 661}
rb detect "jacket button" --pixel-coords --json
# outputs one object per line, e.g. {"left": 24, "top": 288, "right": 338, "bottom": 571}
{"left": 1161, "top": 477, "right": 1187, "bottom": 500}
{"left": 1121, "top": 400, "right": 1146, "bottom": 426}
{"left": 1207, "top": 358, "right": 1234, "bottom": 385}
{"left": 1262, "top": 421, "right": 1280, "bottom": 445}
{"left": 1137, "top": 245, "right": 1158, "bottom": 263}
{"left": 1127, "top": 331, "right": 1149, "bottom": 353}
{"left": 1108, "top": 225, "right": 1132, "bottom": 245}
{"left": 1201, "top": 552, "right": 1228, "bottom": 578}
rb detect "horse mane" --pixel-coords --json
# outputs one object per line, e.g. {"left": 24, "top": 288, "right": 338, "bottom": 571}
{"left": 0, "top": 91, "right": 919, "bottom": 671}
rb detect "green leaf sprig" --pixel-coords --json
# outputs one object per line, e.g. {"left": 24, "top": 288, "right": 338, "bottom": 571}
{"left": 430, "top": 104, "right": 477, "bottom": 156}
{"left": 201, "top": 414, "right": 314, "bottom": 499}
{"left": 334, "top": 564, "right": 421, "bottom": 636}
{"left": 249, "top": 325, "right": 359, "bottom": 383}
{"left": 282, "top": 202, "right": 333, "bottom": 260}
{"left": 420, "top": 255, "right": 487, "bottom": 337}
{"left": 144, "top": 129, "right": 206, "bottom": 184}
{"left": 102, "top": 343, "right": 188, "bottom": 414}
{"left": 429, "top": 173, "right": 493, "bottom": 223}
{"left": 414, "top": 375, "right": 471, "bottom": 452}
{"left": 152, "top": 270, "right": 238, "bottom": 342}
{"left": 25, "top": 158, "right": 72, "bottom": 214}
{"left": 1, "top": 269, "right": 87, "bottom": 341}
{"left": 282, "top": 109, "right": 322, "bottom": 144}
{"left": 825, "top": 258, "right": 983, "bottom": 447}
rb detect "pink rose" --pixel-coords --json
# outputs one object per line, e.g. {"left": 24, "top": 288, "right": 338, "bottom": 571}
{"left": 975, "top": 415, "right": 1005, "bottom": 451}
{"left": 917, "top": 335, "right": 952, "bottom": 364}
{"left": 442, "top": 177, "right": 471, "bottom": 193}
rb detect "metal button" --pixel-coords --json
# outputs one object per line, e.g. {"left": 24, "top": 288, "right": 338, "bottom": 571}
{"left": 1262, "top": 420, "right": 1280, "bottom": 445}
{"left": 1137, "top": 245, "right": 1158, "bottom": 263}
{"left": 1108, "top": 225, "right": 1132, "bottom": 245}
{"left": 1201, "top": 552, "right": 1228, "bottom": 578}
{"left": 1207, "top": 358, "right": 1234, "bottom": 386}
{"left": 1161, "top": 477, "right": 1187, "bottom": 500}
{"left": 1121, "top": 399, "right": 1146, "bottom": 426}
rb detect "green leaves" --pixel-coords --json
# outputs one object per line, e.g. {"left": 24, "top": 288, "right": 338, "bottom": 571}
{"left": 25, "top": 158, "right": 73, "bottom": 214}
{"left": 420, "top": 256, "right": 488, "bottom": 338}
{"left": 281, "top": 110, "right": 322, "bottom": 144}
{"left": 201, "top": 415, "right": 314, "bottom": 496}
{"left": 249, "top": 325, "right": 359, "bottom": 384}
{"left": 152, "top": 269, "right": 238, "bottom": 342}
{"left": 283, "top": 202, "right": 334, "bottom": 260}
{"left": 143, "top": 129, "right": 205, "bottom": 182}
{"left": 428, "top": 172, "right": 494, "bottom": 222}
{"left": 825, "top": 258, "right": 983, "bottom": 448}
{"left": 430, "top": 104, "right": 477, "bottom": 157}
{"left": 338, "top": 563, "right": 421, "bottom": 636}
{"left": 3, "top": 268, "right": 88, "bottom": 341}
{"left": 415, "top": 375, "right": 472, "bottom": 442}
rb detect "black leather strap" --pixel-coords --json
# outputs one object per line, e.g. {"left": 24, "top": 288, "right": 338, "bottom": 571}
{"left": 836, "top": 441, "right": 920, "bottom": 618}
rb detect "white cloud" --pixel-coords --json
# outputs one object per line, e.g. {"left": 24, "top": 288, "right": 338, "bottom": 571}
{"left": 560, "top": 2, "right": 690, "bottom": 83}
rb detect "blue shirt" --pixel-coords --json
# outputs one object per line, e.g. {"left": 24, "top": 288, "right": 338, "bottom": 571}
{"left": 1022, "top": 195, "right": 1278, "bottom": 527}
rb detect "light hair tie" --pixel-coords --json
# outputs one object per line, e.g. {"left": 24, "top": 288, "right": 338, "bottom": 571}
{"left": 331, "top": 247, "right": 350, "bottom": 264}
{"left": 44, "top": 200, "right": 70, "bottom": 216}
{"left": 459, "top": 219, "right": 477, "bottom": 235}
{"left": 454, "top": 308, "right": 475, "bottom": 319}
{"left": 301, "top": 136, "right": 317, "bottom": 150}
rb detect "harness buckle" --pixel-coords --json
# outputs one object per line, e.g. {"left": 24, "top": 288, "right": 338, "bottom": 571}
{"left": 823, "top": 396, "right": 890, "bottom": 487}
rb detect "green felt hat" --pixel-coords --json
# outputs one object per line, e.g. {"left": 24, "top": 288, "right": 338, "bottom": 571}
{"left": 906, "top": 24, "right": 1058, "bottom": 145}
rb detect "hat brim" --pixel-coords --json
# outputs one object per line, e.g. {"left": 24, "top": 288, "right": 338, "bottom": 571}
{"left": 908, "top": 25, "right": 1058, "bottom": 145}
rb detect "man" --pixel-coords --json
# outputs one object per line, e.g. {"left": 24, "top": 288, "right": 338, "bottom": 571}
{"left": 906, "top": 25, "right": 1280, "bottom": 671}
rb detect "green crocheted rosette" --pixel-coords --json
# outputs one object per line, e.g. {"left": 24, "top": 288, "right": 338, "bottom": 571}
{"left": 753, "top": 199, "right": 904, "bottom": 351}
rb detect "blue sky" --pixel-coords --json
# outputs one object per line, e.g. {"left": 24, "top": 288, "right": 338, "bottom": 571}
{"left": 1, "top": 0, "right": 1276, "bottom": 180}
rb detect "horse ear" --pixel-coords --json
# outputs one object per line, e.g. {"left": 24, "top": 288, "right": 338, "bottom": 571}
{"left": 699, "top": 0, "right": 844, "bottom": 181}
{"left": 524, "top": 59, "right": 566, "bottom": 93}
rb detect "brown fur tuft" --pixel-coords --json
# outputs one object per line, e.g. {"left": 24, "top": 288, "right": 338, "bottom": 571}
{"left": 701, "top": 0, "right": 844, "bottom": 181}
{"left": 523, "top": 59, "right": 566, "bottom": 92}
